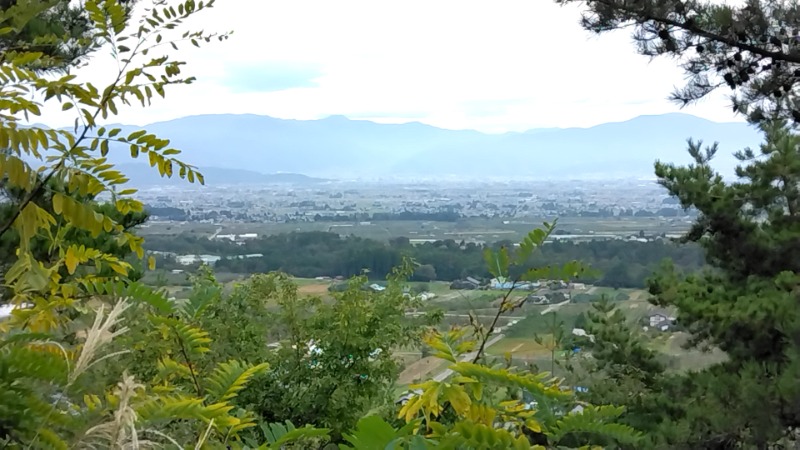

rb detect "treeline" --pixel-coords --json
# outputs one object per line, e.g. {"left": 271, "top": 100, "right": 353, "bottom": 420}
{"left": 144, "top": 205, "right": 189, "bottom": 220}
{"left": 146, "top": 231, "right": 705, "bottom": 288}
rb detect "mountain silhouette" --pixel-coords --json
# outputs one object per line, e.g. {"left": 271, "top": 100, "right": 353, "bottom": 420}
{"left": 38, "top": 112, "right": 764, "bottom": 181}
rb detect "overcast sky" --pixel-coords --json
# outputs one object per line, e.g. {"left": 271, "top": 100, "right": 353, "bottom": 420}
{"left": 40, "top": 0, "right": 743, "bottom": 133}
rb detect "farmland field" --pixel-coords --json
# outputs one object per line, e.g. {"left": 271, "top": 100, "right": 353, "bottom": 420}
{"left": 297, "top": 282, "right": 331, "bottom": 296}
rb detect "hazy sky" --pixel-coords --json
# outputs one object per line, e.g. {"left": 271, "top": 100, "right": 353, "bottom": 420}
{"left": 40, "top": 0, "right": 743, "bottom": 133}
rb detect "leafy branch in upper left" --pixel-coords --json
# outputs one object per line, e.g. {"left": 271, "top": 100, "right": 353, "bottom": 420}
{"left": 0, "top": 1, "right": 297, "bottom": 447}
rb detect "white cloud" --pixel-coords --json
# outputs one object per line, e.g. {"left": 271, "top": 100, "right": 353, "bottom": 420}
{"left": 36, "top": 0, "right": 743, "bottom": 132}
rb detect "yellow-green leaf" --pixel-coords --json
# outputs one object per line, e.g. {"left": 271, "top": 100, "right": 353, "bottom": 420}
{"left": 525, "top": 419, "right": 542, "bottom": 433}
{"left": 52, "top": 193, "right": 64, "bottom": 214}
{"left": 65, "top": 246, "right": 79, "bottom": 275}
{"left": 443, "top": 384, "right": 471, "bottom": 416}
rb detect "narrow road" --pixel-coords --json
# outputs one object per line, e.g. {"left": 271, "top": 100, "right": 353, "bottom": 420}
{"left": 432, "top": 334, "right": 505, "bottom": 382}
{"left": 208, "top": 226, "right": 223, "bottom": 240}
{"left": 541, "top": 300, "right": 570, "bottom": 315}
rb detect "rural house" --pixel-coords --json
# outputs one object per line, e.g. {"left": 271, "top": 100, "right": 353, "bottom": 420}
{"left": 646, "top": 310, "right": 676, "bottom": 331}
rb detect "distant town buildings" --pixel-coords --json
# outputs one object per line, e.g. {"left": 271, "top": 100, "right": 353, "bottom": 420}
{"left": 137, "top": 179, "right": 694, "bottom": 230}
{"left": 173, "top": 253, "right": 263, "bottom": 266}
{"left": 214, "top": 233, "right": 258, "bottom": 243}
{"left": 176, "top": 254, "right": 222, "bottom": 266}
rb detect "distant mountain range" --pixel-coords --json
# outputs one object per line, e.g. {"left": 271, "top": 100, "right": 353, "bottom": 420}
{"left": 116, "top": 164, "right": 326, "bottom": 187}
{"left": 42, "top": 112, "right": 765, "bottom": 183}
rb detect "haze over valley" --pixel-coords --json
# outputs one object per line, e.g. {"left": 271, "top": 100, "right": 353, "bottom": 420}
{"left": 94, "top": 112, "right": 760, "bottom": 184}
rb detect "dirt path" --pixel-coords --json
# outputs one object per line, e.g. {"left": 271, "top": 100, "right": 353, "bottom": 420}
{"left": 397, "top": 357, "right": 447, "bottom": 385}
{"left": 541, "top": 300, "right": 570, "bottom": 315}
{"left": 438, "top": 291, "right": 468, "bottom": 301}
{"left": 208, "top": 226, "right": 223, "bottom": 240}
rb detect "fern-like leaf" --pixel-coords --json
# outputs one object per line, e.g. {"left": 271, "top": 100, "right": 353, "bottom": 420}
{"left": 0, "top": 345, "right": 69, "bottom": 384}
{"left": 226, "top": 415, "right": 260, "bottom": 434}
{"left": 451, "top": 362, "right": 571, "bottom": 402}
{"left": 254, "top": 419, "right": 331, "bottom": 448}
{"left": 514, "top": 221, "right": 555, "bottom": 265}
{"left": 33, "top": 427, "right": 70, "bottom": 450}
{"left": 423, "top": 328, "right": 473, "bottom": 362}
{"left": 204, "top": 360, "right": 269, "bottom": 403}
{"left": 80, "top": 280, "right": 173, "bottom": 314}
{"left": 154, "top": 356, "right": 191, "bottom": 383}
{"left": 436, "top": 420, "right": 534, "bottom": 450}
{"left": 135, "top": 394, "right": 211, "bottom": 423}
{"left": 340, "top": 415, "right": 419, "bottom": 450}
{"left": 149, "top": 316, "right": 211, "bottom": 355}
{"left": 177, "top": 279, "right": 221, "bottom": 320}
{"left": 0, "top": 331, "right": 53, "bottom": 348}
{"left": 548, "top": 405, "right": 642, "bottom": 445}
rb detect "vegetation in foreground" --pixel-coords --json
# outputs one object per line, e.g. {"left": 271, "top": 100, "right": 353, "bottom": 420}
{"left": 2, "top": 0, "right": 800, "bottom": 448}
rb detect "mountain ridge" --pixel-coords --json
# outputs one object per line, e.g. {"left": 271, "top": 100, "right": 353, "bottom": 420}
{"left": 116, "top": 163, "right": 327, "bottom": 187}
{"left": 34, "top": 112, "right": 762, "bottom": 180}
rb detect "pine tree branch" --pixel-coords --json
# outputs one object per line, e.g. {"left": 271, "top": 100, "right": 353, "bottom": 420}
{"left": 585, "top": 0, "right": 800, "bottom": 65}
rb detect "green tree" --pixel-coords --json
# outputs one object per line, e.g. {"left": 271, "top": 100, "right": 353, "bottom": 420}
{"left": 0, "top": 0, "right": 227, "bottom": 331}
{"left": 413, "top": 263, "right": 438, "bottom": 282}
{"left": 556, "top": 0, "right": 800, "bottom": 124}
{"left": 0, "top": 0, "right": 130, "bottom": 71}
{"left": 573, "top": 311, "right": 588, "bottom": 329}
{"left": 242, "top": 261, "right": 434, "bottom": 441}
{"left": 199, "top": 270, "right": 274, "bottom": 365}
{"left": 576, "top": 297, "right": 667, "bottom": 445}
{"left": 533, "top": 312, "right": 572, "bottom": 376}
{"left": 0, "top": 181, "right": 150, "bottom": 282}
{"left": 601, "top": 260, "right": 635, "bottom": 288}
{"left": 565, "top": 126, "right": 800, "bottom": 448}
{"left": 548, "top": 1, "right": 800, "bottom": 445}
{"left": 0, "top": 0, "right": 298, "bottom": 447}
{"left": 642, "top": 122, "right": 800, "bottom": 447}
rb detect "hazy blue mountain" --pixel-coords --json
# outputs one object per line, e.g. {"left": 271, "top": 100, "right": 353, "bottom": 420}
{"left": 61, "top": 112, "right": 763, "bottom": 179}
{"left": 99, "top": 114, "right": 462, "bottom": 177}
{"left": 116, "top": 163, "right": 326, "bottom": 187}
{"left": 392, "top": 113, "right": 761, "bottom": 179}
